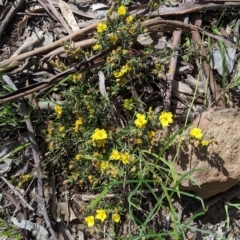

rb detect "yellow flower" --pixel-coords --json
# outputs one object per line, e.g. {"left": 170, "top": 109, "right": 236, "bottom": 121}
{"left": 88, "top": 175, "right": 93, "bottom": 180}
{"left": 88, "top": 175, "right": 95, "bottom": 184}
{"left": 129, "top": 26, "right": 135, "bottom": 35}
{"left": 201, "top": 140, "right": 209, "bottom": 146}
{"left": 109, "top": 149, "right": 121, "bottom": 160}
{"left": 92, "top": 43, "right": 102, "bottom": 51}
{"left": 117, "top": 5, "right": 126, "bottom": 15}
{"left": 91, "top": 129, "right": 108, "bottom": 147}
{"left": 159, "top": 111, "right": 173, "bottom": 127}
{"left": 190, "top": 127, "right": 203, "bottom": 139}
{"left": 59, "top": 126, "right": 65, "bottom": 132}
{"left": 47, "top": 127, "right": 54, "bottom": 135}
{"left": 123, "top": 98, "right": 134, "bottom": 110}
{"left": 54, "top": 105, "right": 62, "bottom": 117}
{"left": 71, "top": 74, "right": 77, "bottom": 82}
{"left": 108, "top": 166, "right": 118, "bottom": 177}
{"left": 49, "top": 141, "right": 54, "bottom": 151}
{"left": 96, "top": 161, "right": 110, "bottom": 173}
{"left": 113, "top": 70, "right": 124, "bottom": 78}
{"left": 135, "top": 138, "right": 142, "bottom": 144}
{"left": 20, "top": 174, "right": 32, "bottom": 182}
{"left": 134, "top": 113, "right": 147, "bottom": 129}
{"left": 95, "top": 209, "right": 107, "bottom": 222}
{"left": 148, "top": 131, "right": 155, "bottom": 139}
{"left": 126, "top": 15, "right": 134, "bottom": 23}
{"left": 148, "top": 107, "right": 154, "bottom": 121}
{"left": 75, "top": 117, "right": 83, "bottom": 127}
{"left": 75, "top": 154, "right": 81, "bottom": 161}
{"left": 112, "top": 213, "right": 120, "bottom": 223}
{"left": 121, "top": 63, "right": 131, "bottom": 73}
{"left": 96, "top": 139, "right": 107, "bottom": 148}
{"left": 109, "top": 34, "right": 118, "bottom": 44}
{"left": 120, "top": 152, "right": 130, "bottom": 165}
{"left": 91, "top": 128, "right": 108, "bottom": 141}
{"left": 107, "top": 57, "right": 113, "bottom": 63}
{"left": 97, "top": 22, "right": 107, "bottom": 33}
{"left": 71, "top": 172, "right": 78, "bottom": 181}
{"left": 93, "top": 152, "right": 100, "bottom": 157}
{"left": 74, "top": 117, "right": 83, "bottom": 132}
{"left": 71, "top": 74, "right": 82, "bottom": 82}
{"left": 85, "top": 215, "right": 95, "bottom": 227}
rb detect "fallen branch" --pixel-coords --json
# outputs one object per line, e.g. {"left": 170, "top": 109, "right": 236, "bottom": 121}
{"left": 152, "top": 2, "right": 240, "bottom": 16}
{"left": 0, "top": 22, "right": 98, "bottom": 66}
{"left": 42, "top": 38, "right": 96, "bottom": 61}
{"left": 48, "top": 0, "right": 73, "bottom": 34}
{"left": 1, "top": 18, "right": 234, "bottom": 68}
{"left": 0, "top": 48, "right": 110, "bottom": 102}
{"left": 164, "top": 15, "right": 187, "bottom": 111}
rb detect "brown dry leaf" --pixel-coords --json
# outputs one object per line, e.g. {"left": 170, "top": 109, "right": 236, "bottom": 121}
{"left": 71, "top": 0, "right": 93, "bottom": 6}
{"left": 91, "top": 3, "right": 108, "bottom": 11}
{"left": 172, "top": 80, "right": 193, "bottom": 94}
{"left": 0, "top": 158, "right": 12, "bottom": 174}
{"left": 11, "top": 217, "right": 49, "bottom": 240}
{"left": 59, "top": 0, "right": 79, "bottom": 32}
{"left": 186, "top": 74, "right": 204, "bottom": 94}
{"left": 98, "top": 71, "right": 107, "bottom": 98}
{"left": 58, "top": 202, "right": 77, "bottom": 222}
{"left": 44, "top": 0, "right": 97, "bottom": 18}
{"left": 11, "top": 30, "right": 44, "bottom": 57}
{"left": 17, "top": 5, "right": 44, "bottom": 29}
{"left": 17, "top": 14, "right": 29, "bottom": 29}
{"left": 137, "top": 33, "right": 153, "bottom": 46}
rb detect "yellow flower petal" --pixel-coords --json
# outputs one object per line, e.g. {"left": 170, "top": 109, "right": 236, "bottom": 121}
{"left": 112, "top": 213, "right": 120, "bottom": 223}
{"left": 97, "top": 22, "right": 107, "bottom": 33}
{"left": 95, "top": 209, "right": 107, "bottom": 222}
{"left": 109, "top": 149, "right": 121, "bottom": 160}
{"left": 117, "top": 5, "right": 126, "bottom": 15}
{"left": 190, "top": 127, "right": 203, "bottom": 139}
{"left": 134, "top": 113, "right": 147, "bottom": 128}
{"left": 85, "top": 215, "right": 95, "bottom": 227}
{"left": 159, "top": 111, "right": 173, "bottom": 127}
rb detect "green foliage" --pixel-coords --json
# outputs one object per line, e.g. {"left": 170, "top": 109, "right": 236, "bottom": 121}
{"left": 0, "top": 218, "right": 22, "bottom": 240}
{"left": 42, "top": 3, "right": 217, "bottom": 238}
{"left": 0, "top": 142, "right": 30, "bottom": 162}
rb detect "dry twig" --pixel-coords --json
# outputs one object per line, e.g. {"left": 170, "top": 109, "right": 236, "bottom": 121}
{"left": 0, "top": 22, "right": 98, "bottom": 66}
{"left": 0, "top": 176, "right": 34, "bottom": 211}
{"left": 0, "top": 0, "right": 25, "bottom": 39}
{"left": 152, "top": 2, "right": 240, "bottom": 16}
{"left": 191, "top": 14, "right": 224, "bottom": 107}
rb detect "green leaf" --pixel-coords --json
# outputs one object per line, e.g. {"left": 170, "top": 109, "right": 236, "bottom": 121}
{"left": 87, "top": 186, "right": 112, "bottom": 209}
{"left": 0, "top": 142, "right": 31, "bottom": 162}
